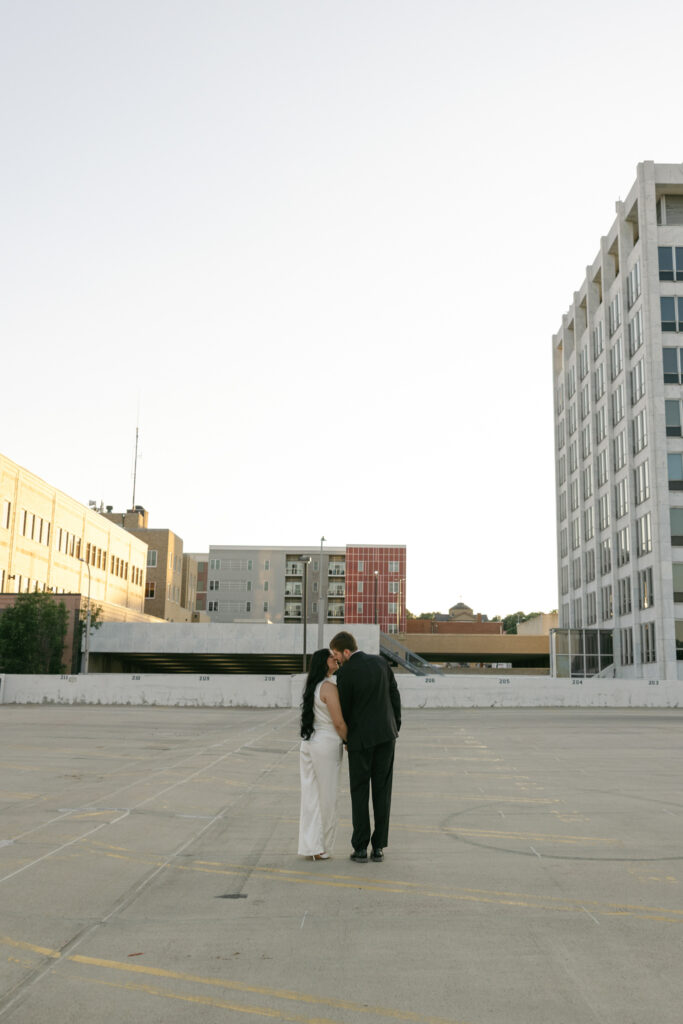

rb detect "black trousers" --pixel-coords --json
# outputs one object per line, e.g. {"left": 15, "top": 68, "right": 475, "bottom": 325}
{"left": 347, "top": 738, "right": 396, "bottom": 851}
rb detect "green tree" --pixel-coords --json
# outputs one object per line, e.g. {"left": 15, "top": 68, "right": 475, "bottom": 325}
{"left": 0, "top": 591, "right": 69, "bottom": 673}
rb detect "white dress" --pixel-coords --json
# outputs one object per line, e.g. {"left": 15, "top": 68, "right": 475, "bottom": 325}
{"left": 298, "top": 678, "right": 343, "bottom": 857}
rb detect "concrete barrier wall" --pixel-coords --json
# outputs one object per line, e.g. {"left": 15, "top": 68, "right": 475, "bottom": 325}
{"left": 1, "top": 672, "right": 681, "bottom": 708}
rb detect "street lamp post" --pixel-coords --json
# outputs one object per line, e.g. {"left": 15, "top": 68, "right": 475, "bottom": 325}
{"left": 397, "top": 577, "right": 405, "bottom": 635}
{"left": 317, "top": 536, "right": 326, "bottom": 650}
{"left": 299, "top": 555, "right": 312, "bottom": 672}
{"left": 373, "top": 570, "right": 379, "bottom": 626}
{"left": 78, "top": 557, "right": 91, "bottom": 674}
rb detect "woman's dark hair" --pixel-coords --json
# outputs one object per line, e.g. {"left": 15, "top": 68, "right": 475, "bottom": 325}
{"left": 300, "top": 649, "right": 332, "bottom": 740}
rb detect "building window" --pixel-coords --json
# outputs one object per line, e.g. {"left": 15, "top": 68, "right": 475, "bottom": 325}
{"left": 567, "top": 365, "right": 576, "bottom": 398}
{"left": 209, "top": 558, "right": 221, "bottom": 570}
{"left": 583, "top": 507, "right": 594, "bottom": 541}
{"left": 357, "top": 603, "right": 364, "bottom": 614}
{"left": 666, "top": 399, "right": 682, "bottom": 436}
{"left": 628, "top": 309, "right": 643, "bottom": 355}
{"left": 557, "top": 419, "right": 565, "bottom": 451}
{"left": 568, "top": 404, "right": 577, "bottom": 436}
{"left": 357, "top": 561, "right": 364, "bottom": 571}
{"left": 614, "top": 477, "right": 629, "bottom": 519}
{"left": 658, "top": 246, "right": 683, "bottom": 281}
{"left": 580, "top": 384, "right": 591, "bottom": 420}
{"left": 388, "top": 581, "right": 399, "bottom": 594}
{"left": 674, "top": 564, "right": 683, "bottom": 602}
{"left": 357, "top": 582, "right": 364, "bottom": 593}
{"left": 608, "top": 294, "right": 621, "bottom": 337}
{"left": 610, "top": 338, "right": 623, "bottom": 380}
{"left": 620, "top": 628, "right": 634, "bottom": 665}
{"left": 585, "top": 548, "right": 596, "bottom": 582}
{"left": 612, "top": 385, "right": 625, "bottom": 426}
{"left": 671, "top": 508, "right": 683, "bottom": 545}
{"left": 586, "top": 591, "right": 597, "bottom": 625}
{"left": 147, "top": 550, "right": 158, "bottom": 567}
{"left": 209, "top": 580, "right": 220, "bottom": 591}
{"left": 630, "top": 360, "right": 645, "bottom": 404}
{"left": 632, "top": 409, "right": 647, "bottom": 454}
{"left": 560, "top": 528, "right": 568, "bottom": 558}
{"left": 208, "top": 601, "right": 219, "bottom": 612}
{"left": 660, "top": 296, "right": 683, "bottom": 332}
{"left": 579, "top": 346, "right": 589, "bottom": 380}
{"left": 246, "top": 602, "right": 251, "bottom": 612}
{"left": 569, "top": 479, "right": 579, "bottom": 512}
{"left": 595, "top": 406, "right": 607, "bottom": 444}
{"left": 616, "top": 526, "right": 630, "bottom": 567}
{"left": 626, "top": 262, "right": 641, "bottom": 307}
{"left": 581, "top": 423, "right": 592, "bottom": 460}
{"left": 569, "top": 440, "right": 578, "bottom": 474}
{"left": 638, "top": 568, "right": 654, "bottom": 609}
{"left": 634, "top": 461, "right": 650, "bottom": 505}
{"left": 636, "top": 512, "right": 652, "bottom": 555}
{"left": 598, "top": 446, "right": 607, "bottom": 486}
{"left": 668, "top": 453, "right": 683, "bottom": 490}
{"left": 571, "top": 557, "right": 581, "bottom": 590}
{"left": 600, "top": 538, "right": 612, "bottom": 575}
{"left": 582, "top": 465, "right": 593, "bottom": 501}
{"left": 599, "top": 493, "right": 610, "bottom": 531}
{"left": 388, "top": 561, "right": 399, "bottom": 573}
{"left": 600, "top": 585, "right": 613, "bottom": 621}
{"left": 145, "top": 581, "right": 156, "bottom": 599}
{"left": 640, "top": 622, "right": 656, "bottom": 663}
{"left": 592, "top": 322, "right": 604, "bottom": 358}
{"left": 558, "top": 455, "right": 566, "bottom": 486}
{"left": 613, "top": 430, "right": 626, "bottom": 472}
{"left": 572, "top": 597, "right": 582, "bottom": 627}
{"left": 663, "top": 347, "right": 683, "bottom": 384}
{"left": 558, "top": 564, "right": 571, "bottom": 600}
{"left": 388, "top": 602, "right": 398, "bottom": 615}
{"left": 264, "top": 559, "right": 270, "bottom": 570}
{"left": 617, "top": 577, "right": 632, "bottom": 615}
{"left": 1, "top": 500, "right": 9, "bottom": 529}
{"left": 594, "top": 363, "right": 605, "bottom": 401}
{"left": 571, "top": 518, "right": 580, "bottom": 550}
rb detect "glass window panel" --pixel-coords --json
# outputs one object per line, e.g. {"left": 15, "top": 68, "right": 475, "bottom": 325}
{"left": 670, "top": 454, "right": 683, "bottom": 480}
{"left": 671, "top": 508, "right": 683, "bottom": 540}
{"left": 676, "top": 248, "right": 683, "bottom": 281}
{"left": 663, "top": 348, "right": 679, "bottom": 383}
{"left": 659, "top": 246, "right": 674, "bottom": 280}
{"left": 673, "top": 564, "right": 683, "bottom": 594}
{"left": 666, "top": 400, "right": 682, "bottom": 435}
{"left": 661, "top": 296, "right": 676, "bottom": 330}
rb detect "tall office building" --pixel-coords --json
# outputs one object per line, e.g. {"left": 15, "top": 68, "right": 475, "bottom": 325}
{"left": 552, "top": 162, "right": 683, "bottom": 679}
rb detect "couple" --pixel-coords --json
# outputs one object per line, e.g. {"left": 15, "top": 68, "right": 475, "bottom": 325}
{"left": 298, "top": 630, "right": 401, "bottom": 863}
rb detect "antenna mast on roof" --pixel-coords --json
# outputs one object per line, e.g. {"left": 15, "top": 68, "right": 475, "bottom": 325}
{"left": 131, "top": 401, "right": 140, "bottom": 509}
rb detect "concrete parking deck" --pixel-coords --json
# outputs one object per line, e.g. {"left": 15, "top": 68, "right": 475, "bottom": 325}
{"left": 1, "top": 706, "right": 682, "bottom": 1024}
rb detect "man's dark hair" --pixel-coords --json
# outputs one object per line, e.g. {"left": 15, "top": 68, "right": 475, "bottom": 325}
{"left": 330, "top": 630, "right": 358, "bottom": 653}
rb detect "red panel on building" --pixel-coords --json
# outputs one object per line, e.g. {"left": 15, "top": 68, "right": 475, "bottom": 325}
{"left": 345, "top": 545, "right": 407, "bottom": 634}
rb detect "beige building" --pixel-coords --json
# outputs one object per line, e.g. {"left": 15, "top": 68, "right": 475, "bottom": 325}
{"left": 101, "top": 507, "right": 197, "bottom": 622}
{"left": 1, "top": 453, "right": 148, "bottom": 609}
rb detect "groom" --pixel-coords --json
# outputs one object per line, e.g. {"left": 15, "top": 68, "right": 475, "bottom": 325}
{"left": 330, "top": 631, "right": 401, "bottom": 863}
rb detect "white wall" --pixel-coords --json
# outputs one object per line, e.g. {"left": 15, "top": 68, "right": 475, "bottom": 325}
{"left": 1, "top": 672, "right": 681, "bottom": 708}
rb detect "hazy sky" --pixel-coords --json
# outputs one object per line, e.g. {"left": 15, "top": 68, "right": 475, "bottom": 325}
{"left": 2, "top": 0, "right": 682, "bottom": 619}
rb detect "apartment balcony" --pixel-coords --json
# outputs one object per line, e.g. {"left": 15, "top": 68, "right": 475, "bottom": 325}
{"left": 327, "top": 604, "right": 344, "bottom": 619}
{"left": 284, "top": 585, "right": 303, "bottom": 597}
{"left": 285, "top": 564, "right": 303, "bottom": 576}
{"left": 328, "top": 587, "right": 345, "bottom": 598}
{"left": 328, "top": 565, "right": 346, "bottom": 577}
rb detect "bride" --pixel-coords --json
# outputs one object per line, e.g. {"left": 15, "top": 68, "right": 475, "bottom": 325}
{"left": 298, "top": 649, "right": 348, "bottom": 860}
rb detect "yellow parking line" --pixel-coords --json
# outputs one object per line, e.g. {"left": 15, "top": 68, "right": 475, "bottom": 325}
{"left": 70, "top": 956, "right": 470, "bottom": 1024}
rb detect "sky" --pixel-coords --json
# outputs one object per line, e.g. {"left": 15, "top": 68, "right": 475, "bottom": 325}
{"left": 2, "top": 0, "right": 682, "bottom": 620}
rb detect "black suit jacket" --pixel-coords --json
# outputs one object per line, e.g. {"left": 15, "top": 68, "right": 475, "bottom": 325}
{"left": 337, "top": 651, "right": 401, "bottom": 752}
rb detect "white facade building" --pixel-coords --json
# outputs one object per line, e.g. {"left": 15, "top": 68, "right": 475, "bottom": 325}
{"left": 553, "top": 162, "right": 683, "bottom": 679}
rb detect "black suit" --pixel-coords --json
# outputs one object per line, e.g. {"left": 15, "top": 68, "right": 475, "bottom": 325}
{"left": 337, "top": 651, "right": 401, "bottom": 852}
